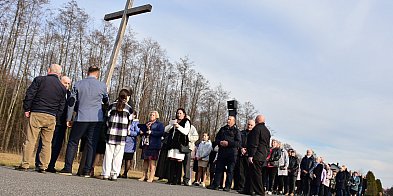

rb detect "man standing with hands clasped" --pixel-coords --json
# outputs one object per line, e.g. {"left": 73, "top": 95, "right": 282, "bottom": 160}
{"left": 242, "top": 115, "right": 271, "bottom": 196}
{"left": 209, "top": 116, "right": 241, "bottom": 192}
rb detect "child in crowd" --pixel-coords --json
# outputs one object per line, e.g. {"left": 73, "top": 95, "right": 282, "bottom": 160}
{"left": 195, "top": 132, "right": 212, "bottom": 187}
{"left": 102, "top": 89, "right": 133, "bottom": 181}
{"left": 120, "top": 111, "right": 140, "bottom": 178}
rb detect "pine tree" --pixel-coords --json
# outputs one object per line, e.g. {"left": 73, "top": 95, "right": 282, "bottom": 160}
{"left": 365, "top": 171, "right": 378, "bottom": 196}
{"left": 376, "top": 179, "right": 383, "bottom": 195}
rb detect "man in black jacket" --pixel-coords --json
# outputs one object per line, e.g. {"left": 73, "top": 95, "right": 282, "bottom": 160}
{"left": 300, "top": 149, "right": 315, "bottom": 196}
{"left": 209, "top": 116, "right": 241, "bottom": 192}
{"left": 17, "top": 64, "right": 66, "bottom": 173}
{"left": 243, "top": 114, "right": 271, "bottom": 196}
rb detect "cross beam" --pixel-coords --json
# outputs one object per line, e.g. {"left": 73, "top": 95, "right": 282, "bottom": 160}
{"left": 104, "top": 0, "right": 152, "bottom": 88}
{"left": 104, "top": 4, "right": 152, "bottom": 21}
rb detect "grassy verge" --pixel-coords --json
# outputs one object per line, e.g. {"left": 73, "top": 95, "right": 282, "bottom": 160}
{"left": 0, "top": 152, "right": 142, "bottom": 178}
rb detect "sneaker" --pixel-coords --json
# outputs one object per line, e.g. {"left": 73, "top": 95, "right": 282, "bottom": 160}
{"left": 223, "top": 187, "right": 230, "bottom": 192}
{"left": 182, "top": 180, "right": 190, "bottom": 186}
{"left": 102, "top": 176, "right": 109, "bottom": 180}
{"left": 110, "top": 173, "right": 117, "bottom": 181}
{"left": 200, "top": 182, "right": 205, "bottom": 187}
{"left": 15, "top": 166, "right": 28, "bottom": 172}
{"left": 58, "top": 168, "right": 72, "bottom": 176}
{"left": 266, "top": 191, "right": 272, "bottom": 195}
{"left": 193, "top": 182, "right": 200, "bottom": 186}
{"left": 110, "top": 176, "right": 117, "bottom": 181}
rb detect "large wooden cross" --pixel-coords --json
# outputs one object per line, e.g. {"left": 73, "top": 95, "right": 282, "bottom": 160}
{"left": 104, "top": 0, "right": 152, "bottom": 88}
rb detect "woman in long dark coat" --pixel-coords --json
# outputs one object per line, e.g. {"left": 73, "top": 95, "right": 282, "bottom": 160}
{"left": 154, "top": 129, "right": 171, "bottom": 180}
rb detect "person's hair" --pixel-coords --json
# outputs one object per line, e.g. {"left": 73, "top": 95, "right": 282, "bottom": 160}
{"left": 150, "top": 111, "right": 160, "bottom": 119}
{"left": 88, "top": 66, "right": 100, "bottom": 74}
{"left": 202, "top": 132, "right": 209, "bottom": 137}
{"left": 49, "top": 64, "right": 62, "bottom": 74}
{"left": 132, "top": 111, "right": 138, "bottom": 118}
{"left": 176, "top": 108, "right": 186, "bottom": 120}
{"left": 116, "top": 89, "right": 130, "bottom": 111}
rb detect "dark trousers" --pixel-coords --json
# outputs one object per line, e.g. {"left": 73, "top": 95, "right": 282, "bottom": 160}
{"left": 182, "top": 151, "right": 191, "bottom": 184}
{"left": 288, "top": 175, "right": 297, "bottom": 194}
{"left": 168, "top": 160, "right": 182, "bottom": 185}
{"left": 278, "top": 175, "right": 289, "bottom": 194}
{"left": 213, "top": 155, "right": 236, "bottom": 189}
{"left": 234, "top": 155, "right": 249, "bottom": 190}
{"left": 311, "top": 183, "right": 321, "bottom": 195}
{"left": 246, "top": 160, "right": 265, "bottom": 195}
{"left": 262, "top": 166, "right": 268, "bottom": 189}
{"left": 35, "top": 124, "right": 67, "bottom": 169}
{"left": 267, "top": 167, "right": 278, "bottom": 191}
{"left": 301, "top": 176, "right": 311, "bottom": 196}
{"left": 63, "top": 122, "right": 101, "bottom": 173}
{"left": 336, "top": 188, "right": 345, "bottom": 196}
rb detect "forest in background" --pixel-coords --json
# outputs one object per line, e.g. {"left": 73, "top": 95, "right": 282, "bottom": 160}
{"left": 0, "top": 0, "right": 258, "bottom": 153}
{"left": 0, "top": 1, "right": 387, "bottom": 193}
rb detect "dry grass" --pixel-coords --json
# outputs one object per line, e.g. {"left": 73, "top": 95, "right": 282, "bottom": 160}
{"left": 0, "top": 152, "right": 142, "bottom": 178}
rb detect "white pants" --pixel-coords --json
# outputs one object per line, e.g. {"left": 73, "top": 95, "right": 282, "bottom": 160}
{"left": 102, "top": 143, "right": 125, "bottom": 177}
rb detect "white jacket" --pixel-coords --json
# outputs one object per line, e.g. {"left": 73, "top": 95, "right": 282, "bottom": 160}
{"left": 278, "top": 148, "right": 289, "bottom": 176}
{"left": 188, "top": 125, "right": 199, "bottom": 151}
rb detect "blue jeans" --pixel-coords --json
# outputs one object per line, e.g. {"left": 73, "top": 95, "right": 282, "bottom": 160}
{"left": 35, "top": 124, "right": 67, "bottom": 169}
{"left": 63, "top": 122, "right": 101, "bottom": 173}
{"left": 213, "top": 153, "right": 236, "bottom": 189}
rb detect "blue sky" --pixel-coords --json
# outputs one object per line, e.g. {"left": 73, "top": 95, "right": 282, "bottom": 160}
{"left": 51, "top": 0, "right": 393, "bottom": 187}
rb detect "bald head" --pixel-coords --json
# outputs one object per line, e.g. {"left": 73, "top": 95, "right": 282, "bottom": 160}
{"left": 48, "top": 64, "right": 62, "bottom": 76}
{"left": 255, "top": 115, "right": 265, "bottom": 124}
{"left": 61, "top": 76, "right": 71, "bottom": 90}
{"left": 246, "top": 119, "right": 255, "bottom": 130}
{"left": 306, "top": 149, "right": 313, "bottom": 156}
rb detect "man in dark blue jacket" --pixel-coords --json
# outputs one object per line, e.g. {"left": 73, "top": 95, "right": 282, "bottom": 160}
{"left": 34, "top": 76, "right": 71, "bottom": 173}
{"left": 209, "top": 116, "right": 241, "bottom": 192}
{"left": 17, "top": 64, "right": 66, "bottom": 173}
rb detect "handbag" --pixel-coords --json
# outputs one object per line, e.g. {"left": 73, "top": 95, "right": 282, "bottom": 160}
{"left": 179, "top": 144, "right": 191, "bottom": 153}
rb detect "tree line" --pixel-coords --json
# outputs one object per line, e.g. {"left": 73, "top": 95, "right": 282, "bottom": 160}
{"left": 0, "top": 0, "right": 258, "bottom": 152}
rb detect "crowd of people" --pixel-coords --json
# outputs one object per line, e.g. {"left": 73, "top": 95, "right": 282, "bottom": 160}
{"left": 17, "top": 64, "right": 367, "bottom": 196}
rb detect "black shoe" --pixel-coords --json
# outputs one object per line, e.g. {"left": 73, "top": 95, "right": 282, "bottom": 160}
{"left": 208, "top": 186, "right": 219, "bottom": 190}
{"left": 37, "top": 168, "right": 46, "bottom": 173}
{"left": 183, "top": 181, "right": 190, "bottom": 186}
{"left": 46, "top": 168, "right": 57, "bottom": 173}
{"left": 237, "top": 190, "right": 249, "bottom": 195}
{"left": 223, "top": 187, "right": 230, "bottom": 192}
{"left": 15, "top": 166, "right": 28, "bottom": 172}
{"left": 81, "top": 172, "right": 91, "bottom": 178}
{"left": 58, "top": 168, "right": 72, "bottom": 176}
{"left": 120, "top": 174, "right": 127, "bottom": 178}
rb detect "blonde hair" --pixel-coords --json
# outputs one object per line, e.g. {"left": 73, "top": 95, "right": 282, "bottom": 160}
{"left": 150, "top": 111, "right": 160, "bottom": 119}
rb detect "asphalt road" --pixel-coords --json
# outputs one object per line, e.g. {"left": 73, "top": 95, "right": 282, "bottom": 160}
{"left": 0, "top": 166, "right": 240, "bottom": 196}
